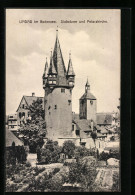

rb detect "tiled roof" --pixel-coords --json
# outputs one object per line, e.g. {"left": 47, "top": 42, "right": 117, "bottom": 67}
{"left": 24, "top": 96, "right": 44, "bottom": 108}
{"left": 16, "top": 96, "right": 44, "bottom": 112}
{"left": 80, "top": 92, "right": 96, "bottom": 100}
{"left": 97, "top": 133, "right": 106, "bottom": 138}
{"left": 6, "top": 128, "right": 24, "bottom": 147}
{"left": 100, "top": 126, "right": 109, "bottom": 134}
{"left": 96, "top": 113, "right": 113, "bottom": 125}
{"left": 75, "top": 119, "right": 92, "bottom": 131}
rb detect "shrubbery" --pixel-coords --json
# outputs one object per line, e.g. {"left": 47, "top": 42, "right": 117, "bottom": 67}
{"left": 37, "top": 140, "right": 62, "bottom": 164}
{"left": 6, "top": 142, "right": 27, "bottom": 165}
{"left": 98, "top": 150, "right": 120, "bottom": 161}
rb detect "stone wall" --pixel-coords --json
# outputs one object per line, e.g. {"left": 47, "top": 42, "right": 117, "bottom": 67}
{"left": 45, "top": 87, "right": 72, "bottom": 140}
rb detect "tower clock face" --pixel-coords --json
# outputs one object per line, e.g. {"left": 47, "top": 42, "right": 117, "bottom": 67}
{"left": 90, "top": 100, "right": 93, "bottom": 105}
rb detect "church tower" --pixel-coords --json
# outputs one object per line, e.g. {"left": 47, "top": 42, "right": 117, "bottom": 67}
{"left": 42, "top": 30, "right": 75, "bottom": 141}
{"left": 79, "top": 79, "right": 97, "bottom": 123}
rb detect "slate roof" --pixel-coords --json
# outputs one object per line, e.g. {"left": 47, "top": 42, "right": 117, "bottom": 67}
{"left": 16, "top": 96, "right": 44, "bottom": 112}
{"left": 43, "top": 59, "right": 48, "bottom": 78}
{"left": 53, "top": 35, "right": 67, "bottom": 86}
{"left": 6, "top": 128, "right": 24, "bottom": 147}
{"left": 80, "top": 92, "right": 96, "bottom": 100}
{"left": 48, "top": 53, "right": 57, "bottom": 75}
{"left": 96, "top": 113, "right": 113, "bottom": 125}
{"left": 67, "top": 58, "right": 75, "bottom": 76}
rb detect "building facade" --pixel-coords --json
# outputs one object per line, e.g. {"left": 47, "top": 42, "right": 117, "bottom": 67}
{"left": 16, "top": 93, "right": 44, "bottom": 126}
{"left": 8, "top": 114, "right": 18, "bottom": 131}
{"left": 42, "top": 32, "right": 75, "bottom": 141}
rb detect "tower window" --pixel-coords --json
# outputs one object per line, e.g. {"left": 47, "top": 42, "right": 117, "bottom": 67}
{"left": 76, "top": 130, "right": 80, "bottom": 136}
{"left": 68, "top": 100, "right": 71, "bottom": 105}
{"left": 48, "top": 106, "right": 51, "bottom": 110}
{"left": 90, "top": 100, "right": 93, "bottom": 105}
{"left": 61, "top": 89, "right": 65, "bottom": 93}
{"left": 54, "top": 105, "right": 57, "bottom": 109}
{"left": 49, "top": 112, "right": 51, "bottom": 115}
{"left": 72, "top": 124, "right": 74, "bottom": 131}
{"left": 49, "top": 81, "right": 53, "bottom": 84}
{"left": 22, "top": 104, "right": 25, "bottom": 109}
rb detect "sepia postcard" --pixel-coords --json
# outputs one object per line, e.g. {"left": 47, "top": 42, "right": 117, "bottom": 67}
{"left": 6, "top": 9, "right": 121, "bottom": 192}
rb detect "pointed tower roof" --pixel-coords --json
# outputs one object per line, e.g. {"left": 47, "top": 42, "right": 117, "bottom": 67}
{"left": 67, "top": 53, "right": 75, "bottom": 76}
{"left": 80, "top": 79, "right": 96, "bottom": 100}
{"left": 43, "top": 58, "right": 48, "bottom": 78}
{"left": 53, "top": 28, "right": 67, "bottom": 85}
{"left": 48, "top": 51, "right": 57, "bottom": 75}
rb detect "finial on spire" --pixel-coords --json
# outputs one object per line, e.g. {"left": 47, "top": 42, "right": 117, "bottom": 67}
{"left": 69, "top": 50, "right": 71, "bottom": 59}
{"left": 56, "top": 26, "right": 58, "bottom": 37}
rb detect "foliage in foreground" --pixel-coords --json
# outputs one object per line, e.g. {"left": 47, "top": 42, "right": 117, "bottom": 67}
{"left": 18, "top": 98, "right": 46, "bottom": 153}
{"left": 68, "top": 156, "right": 98, "bottom": 191}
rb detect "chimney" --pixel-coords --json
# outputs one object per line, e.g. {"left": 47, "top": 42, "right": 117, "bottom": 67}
{"left": 32, "top": 92, "right": 35, "bottom": 96}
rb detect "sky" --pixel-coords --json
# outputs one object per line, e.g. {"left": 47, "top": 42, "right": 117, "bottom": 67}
{"left": 6, "top": 9, "right": 120, "bottom": 115}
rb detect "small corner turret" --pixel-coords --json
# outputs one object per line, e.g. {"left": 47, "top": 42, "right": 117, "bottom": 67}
{"left": 66, "top": 52, "right": 75, "bottom": 88}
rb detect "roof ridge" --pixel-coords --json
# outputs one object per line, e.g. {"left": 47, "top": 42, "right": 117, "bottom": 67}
{"left": 24, "top": 96, "right": 43, "bottom": 98}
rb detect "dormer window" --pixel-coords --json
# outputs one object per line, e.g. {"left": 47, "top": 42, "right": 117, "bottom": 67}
{"left": 22, "top": 104, "right": 25, "bottom": 109}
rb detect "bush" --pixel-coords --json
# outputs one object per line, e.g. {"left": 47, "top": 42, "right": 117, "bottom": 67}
{"left": 68, "top": 156, "right": 97, "bottom": 191}
{"left": 26, "top": 161, "right": 31, "bottom": 167}
{"left": 62, "top": 140, "right": 75, "bottom": 158}
{"left": 38, "top": 140, "right": 62, "bottom": 164}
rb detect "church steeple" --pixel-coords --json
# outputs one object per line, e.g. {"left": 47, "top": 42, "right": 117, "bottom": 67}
{"left": 85, "top": 78, "right": 90, "bottom": 93}
{"left": 53, "top": 28, "right": 67, "bottom": 85}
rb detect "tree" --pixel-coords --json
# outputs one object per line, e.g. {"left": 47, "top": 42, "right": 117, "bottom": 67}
{"left": 29, "top": 98, "right": 44, "bottom": 120}
{"left": 91, "top": 131, "right": 97, "bottom": 145}
{"left": 18, "top": 98, "right": 46, "bottom": 153}
{"left": 38, "top": 140, "right": 62, "bottom": 164}
{"left": 74, "top": 146, "right": 91, "bottom": 161}
{"left": 62, "top": 140, "right": 75, "bottom": 159}
{"left": 68, "top": 156, "right": 97, "bottom": 191}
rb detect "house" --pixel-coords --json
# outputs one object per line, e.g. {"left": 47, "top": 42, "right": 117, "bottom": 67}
{"left": 96, "top": 113, "right": 113, "bottom": 127}
{"left": 8, "top": 114, "right": 18, "bottom": 131}
{"left": 16, "top": 93, "right": 44, "bottom": 126}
